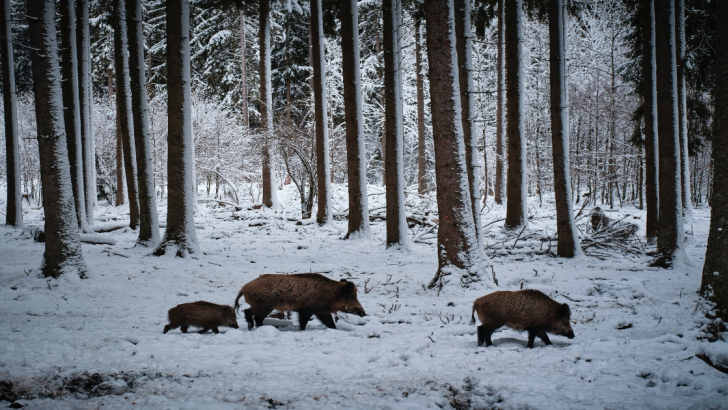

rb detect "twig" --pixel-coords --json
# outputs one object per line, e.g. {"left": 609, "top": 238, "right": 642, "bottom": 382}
{"left": 512, "top": 225, "right": 527, "bottom": 250}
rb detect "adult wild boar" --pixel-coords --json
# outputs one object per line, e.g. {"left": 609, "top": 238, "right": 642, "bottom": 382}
{"left": 470, "top": 290, "right": 575, "bottom": 348}
{"left": 234, "top": 273, "right": 366, "bottom": 331}
{"left": 163, "top": 301, "right": 239, "bottom": 334}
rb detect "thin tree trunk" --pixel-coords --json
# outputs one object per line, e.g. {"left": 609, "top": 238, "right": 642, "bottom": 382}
{"left": 311, "top": 0, "right": 331, "bottom": 225}
{"left": 376, "top": 32, "right": 385, "bottom": 185}
{"left": 425, "top": 0, "right": 486, "bottom": 289}
{"left": 675, "top": 0, "right": 692, "bottom": 222}
{"left": 653, "top": 0, "right": 684, "bottom": 267}
{"left": 27, "top": 0, "right": 87, "bottom": 278}
{"left": 115, "top": 96, "right": 126, "bottom": 206}
{"left": 643, "top": 0, "right": 659, "bottom": 242}
{"left": 454, "top": 0, "right": 483, "bottom": 246}
{"left": 383, "top": 0, "right": 408, "bottom": 248}
{"left": 700, "top": 0, "right": 728, "bottom": 320}
{"left": 1, "top": 0, "right": 21, "bottom": 227}
{"left": 259, "top": 0, "right": 276, "bottom": 208}
{"left": 340, "top": 0, "right": 370, "bottom": 239}
{"left": 416, "top": 22, "right": 427, "bottom": 195}
{"left": 154, "top": 0, "right": 200, "bottom": 257}
{"left": 494, "top": 0, "right": 506, "bottom": 205}
{"left": 77, "top": 0, "right": 94, "bottom": 228}
{"left": 504, "top": 0, "right": 527, "bottom": 229}
{"left": 113, "top": 0, "right": 140, "bottom": 229}
{"left": 549, "top": 0, "right": 581, "bottom": 257}
{"left": 127, "top": 0, "right": 160, "bottom": 245}
{"left": 240, "top": 9, "right": 249, "bottom": 128}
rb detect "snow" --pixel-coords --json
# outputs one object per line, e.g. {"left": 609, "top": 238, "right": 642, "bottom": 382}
{"left": 1, "top": 184, "right": 725, "bottom": 408}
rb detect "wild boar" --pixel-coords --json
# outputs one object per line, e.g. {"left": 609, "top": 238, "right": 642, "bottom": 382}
{"left": 470, "top": 289, "right": 575, "bottom": 348}
{"left": 163, "top": 301, "right": 239, "bottom": 334}
{"left": 234, "top": 273, "right": 366, "bottom": 331}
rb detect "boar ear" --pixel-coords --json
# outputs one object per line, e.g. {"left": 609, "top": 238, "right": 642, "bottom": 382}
{"left": 558, "top": 303, "right": 571, "bottom": 317}
{"left": 341, "top": 281, "right": 356, "bottom": 295}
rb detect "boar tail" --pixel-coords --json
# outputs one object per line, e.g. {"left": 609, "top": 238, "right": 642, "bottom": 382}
{"left": 470, "top": 305, "right": 476, "bottom": 326}
{"left": 234, "top": 287, "right": 245, "bottom": 312}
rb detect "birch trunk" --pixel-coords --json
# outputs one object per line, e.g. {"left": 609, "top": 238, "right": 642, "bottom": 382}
{"left": 154, "top": 0, "right": 200, "bottom": 257}
{"left": 77, "top": 0, "right": 95, "bottom": 228}
{"left": 311, "top": 0, "right": 331, "bottom": 225}
{"left": 643, "top": 0, "right": 659, "bottom": 242}
{"left": 675, "top": 0, "right": 692, "bottom": 222}
{"left": 494, "top": 0, "right": 506, "bottom": 205}
{"left": 259, "top": 0, "right": 276, "bottom": 208}
{"left": 1, "top": 0, "right": 22, "bottom": 227}
{"left": 340, "top": 0, "right": 370, "bottom": 239}
{"left": 27, "top": 0, "right": 87, "bottom": 278}
{"left": 127, "top": 0, "right": 160, "bottom": 245}
{"left": 415, "top": 22, "right": 427, "bottom": 195}
{"left": 240, "top": 9, "right": 249, "bottom": 128}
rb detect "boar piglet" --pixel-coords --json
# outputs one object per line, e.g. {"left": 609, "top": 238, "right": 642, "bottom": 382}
{"left": 234, "top": 273, "right": 366, "bottom": 331}
{"left": 470, "top": 290, "right": 575, "bottom": 348}
{"left": 163, "top": 301, "right": 239, "bottom": 334}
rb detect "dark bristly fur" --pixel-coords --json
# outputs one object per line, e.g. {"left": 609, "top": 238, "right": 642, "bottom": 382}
{"left": 470, "top": 289, "right": 575, "bottom": 348}
{"left": 163, "top": 301, "right": 239, "bottom": 334}
{"left": 234, "top": 273, "right": 366, "bottom": 331}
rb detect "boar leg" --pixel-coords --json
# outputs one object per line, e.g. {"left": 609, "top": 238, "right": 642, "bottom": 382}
{"left": 315, "top": 313, "right": 336, "bottom": 329}
{"left": 253, "top": 309, "right": 273, "bottom": 328}
{"left": 477, "top": 326, "right": 494, "bottom": 347}
{"left": 181, "top": 325, "right": 189, "bottom": 334}
{"left": 537, "top": 330, "right": 552, "bottom": 345}
{"left": 210, "top": 325, "right": 219, "bottom": 334}
{"left": 298, "top": 311, "right": 313, "bottom": 331}
{"left": 163, "top": 323, "right": 176, "bottom": 334}
{"left": 527, "top": 330, "right": 537, "bottom": 348}
{"left": 198, "top": 327, "right": 210, "bottom": 334}
{"left": 244, "top": 309, "right": 255, "bottom": 330}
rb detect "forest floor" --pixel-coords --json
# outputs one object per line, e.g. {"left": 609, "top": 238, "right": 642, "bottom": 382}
{"left": 0, "top": 184, "right": 727, "bottom": 409}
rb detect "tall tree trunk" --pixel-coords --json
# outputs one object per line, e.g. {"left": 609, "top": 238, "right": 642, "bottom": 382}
{"left": 383, "top": 0, "right": 408, "bottom": 248}
{"left": 376, "top": 33, "right": 385, "bottom": 185}
{"left": 127, "top": 0, "right": 160, "bottom": 245}
{"left": 675, "top": 0, "right": 692, "bottom": 222}
{"left": 549, "top": 0, "right": 581, "bottom": 257}
{"left": 259, "top": 0, "right": 276, "bottom": 208}
{"left": 77, "top": 0, "right": 95, "bottom": 228}
{"left": 700, "top": 0, "right": 728, "bottom": 320}
{"left": 154, "top": 0, "right": 200, "bottom": 257}
{"left": 311, "top": 0, "right": 331, "bottom": 225}
{"left": 115, "top": 100, "right": 126, "bottom": 206}
{"left": 113, "top": 0, "right": 140, "bottom": 229}
{"left": 416, "top": 22, "right": 427, "bottom": 195}
{"left": 27, "top": 0, "right": 87, "bottom": 278}
{"left": 504, "top": 0, "right": 527, "bottom": 229}
{"left": 454, "top": 0, "right": 483, "bottom": 246}
{"left": 643, "top": 0, "right": 659, "bottom": 242}
{"left": 653, "top": 0, "right": 684, "bottom": 267}
{"left": 240, "top": 9, "right": 249, "bottom": 128}
{"left": 340, "top": 0, "right": 370, "bottom": 239}
{"left": 1, "top": 0, "right": 21, "bottom": 227}
{"left": 425, "top": 0, "right": 486, "bottom": 288}
{"left": 494, "top": 0, "right": 506, "bottom": 205}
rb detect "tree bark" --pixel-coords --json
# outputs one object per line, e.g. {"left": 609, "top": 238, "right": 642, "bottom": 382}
{"left": 548, "top": 0, "right": 581, "bottom": 257}
{"left": 383, "top": 0, "right": 408, "bottom": 248}
{"left": 340, "top": 0, "right": 370, "bottom": 239}
{"left": 311, "top": 0, "right": 331, "bottom": 225}
{"left": 416, "top": 22, "right": 427, "bottom": 195}
{"left": 127, "top": 0, "right": 160, "bottom": 245}
{"left": 1, "top": 0, "right": 21, "bottom": 227}
{"left": 27, "top": 0, "right": 87, "bottom": 278}
{"left": 643, "top": 0, "right": 659, "bottom": 242}
{"left": 240, "top": 9, "right": 249, "bottom": 128}
{"left": 494, "top": 0, "right": 506, "bottom": 205}
{"left": 424, "top": 0, "right": 485, "bottom": 288}
{"left": 653, "top": 0, "right": 684, "bottom": 267}
{"left": 154, "top": 0, "right": 200, "bottom": 257}
{"left": 113, "top": 0, "right": 140, "bottom": 229}
{"left": 701, "top": 0, "right": 728, "bottom": 320}
{"left": 504, "top": 0, "right": 527, "bottom": 229}
{"left": 77, "top": 0, "right": 95, "bottom": 228}
{"left": 675, "top": 0, "right": 692, "bottom": 222}
{"left": 259, "top": 0, "right": 276, "bottom": 208}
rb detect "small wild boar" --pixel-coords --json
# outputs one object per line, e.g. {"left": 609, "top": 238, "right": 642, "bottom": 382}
{"left": 234, "top": 273, "right": 366, "bottom": 331}
{"left": 470, "top": 290, "right": 575, "bottom": 348}
{"left": 163, "top": 301, "right": 239, "bottom": 334}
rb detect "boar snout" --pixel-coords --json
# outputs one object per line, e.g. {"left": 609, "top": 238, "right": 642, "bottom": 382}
{"left": 354, "top": 308, "right": 367, "bottom": 317}
{"left": 231, "top": 322, "right": 240, "bottom": 329}
{"left": 566, "top": 330, "right": 575, "bottom": 339}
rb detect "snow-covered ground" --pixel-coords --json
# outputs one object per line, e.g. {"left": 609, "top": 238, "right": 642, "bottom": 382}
{"left": 1, "top": 184, "right": 727, "bottom": 409}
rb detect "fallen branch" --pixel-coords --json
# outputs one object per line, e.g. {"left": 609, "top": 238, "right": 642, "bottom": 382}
{"left": 79, "top": 234, "right": 117, "bottom": 245}
{"left": 696, "top": 354, "right": 728, "bottom": 374}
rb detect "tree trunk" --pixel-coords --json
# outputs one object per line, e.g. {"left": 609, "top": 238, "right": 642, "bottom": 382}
{"left": 454, "top": 0, "right": 483, "bottom": 247}
{"left": 259, "top": 0, "right": 276, "bottom": 208}
{"left": 340, "top": 0, "right": 370, "bottom": 239}
{"left": 653, "top": 0, "right": 684, "bottom": 267}
{"left": 154, "top": 0, "right": 200, "bottom": 257}
{"left": 383, "top": 0, "right": 408, "bottom": 248}
{"left": 240, "top": 9, "right": 249, "bottom": 128}
{"left": 115, "top": 97, "right": 126, "bottom": 206}
{"left": 504, "top": 0, "right": 527, "bottom": 230}
{"left": 27, "top": 0, "right": 87, "bottom": 278}
{"left": 424, "top": 0, "right": 486, "bottom": 288}
{"left": 416, "top": 22, "right": 427, "bottom": 195}
{"left": 113, "top": 0, "right": 140, "bottom": 229}
{"left": 643, "top": 0, "right": 659, "bottom": 243}
{"left": 77, "top": 0, "right": 94, "bottom": 228}
{"left": 127, "top": 0, "right": 160, "bottom": 245}
{"left": 549, "top": 0, "right": 581, "bottom": 257}
{"left": 701, "top": 0, "right": 728, "bottom": 320}
{"left": 311, "top": 0, "right": 331, "bottom": 225}
{"left": 675, "top": 0, "right": 692, "bottom": 222}
{"left": 494, "top": 0, "right": 506, "bottom": 205}
{"left": 1, "top": 0, "right": 21, "bottom": 228}
{"left": 376, "top": 33, "right": 385, "bottom": 185}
